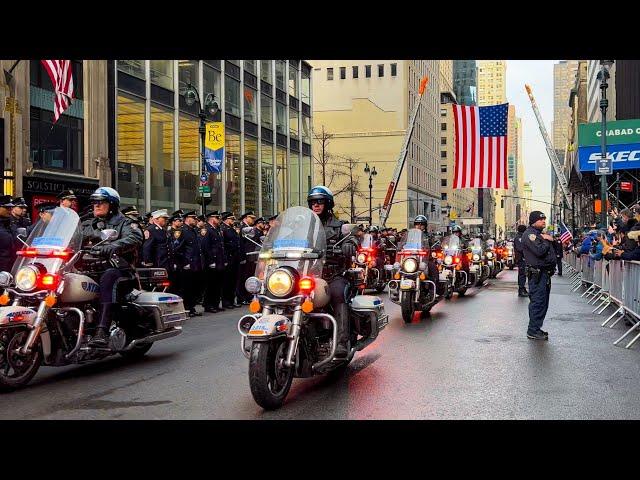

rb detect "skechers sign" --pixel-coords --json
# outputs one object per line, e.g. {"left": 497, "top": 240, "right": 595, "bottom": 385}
{"left": 578, "top": 119, "right": 640, "bottom": 173}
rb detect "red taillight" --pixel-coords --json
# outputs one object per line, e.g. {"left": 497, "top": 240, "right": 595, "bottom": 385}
{"left": 159, "top": 281, "right": 171, "bottom": 287}
{"left": 437, "top": 251, "right": 444, "bottom": 259}
{"left": 17, "top": 248, "right": 73, "bottom": 259}
{"left": 454, "top": 256, "right": 460, "bottom": 264}
{"left": 17, "top": 248, "right": 39, "bottom": 257}
{"left": 299, "top": 276, "right": 315, "bottom": 295}
{"left": 38, "top": 273, "right": 60, "bottom": 290}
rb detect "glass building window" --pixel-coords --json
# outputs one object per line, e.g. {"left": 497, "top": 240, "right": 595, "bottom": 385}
{"left": 302, "top": 155, "right": 312, "bottom": 198}
{"left": 301, "top": 68, "right": 310, "bottom": 105}
{"left": 275, "top": 60, "right": 286, "bottom": 91}
{"left": 352, "top": 66, "right": 358, "bottom": 78}
{"left": 261, "top": 142, "right": 274, "bottom": 218}
{"left": 289, "top": 151, "right": 300, "bottom": 207}
{"left": 178, "top": 60, "right": 199, "bottom": 93}
{"left": 225, "top": 131, "right": 241, "bottom": 214}
{"left": 276, "top": 102, "right": 287, "bottom": 135}
{"left": 244, "top": 86, "right": 258, "bottom": 123}
{"left": 365, "top": 65, "right": 371, "bottom": 78}
{"left": 244, "top": 60, "right": 257, "bottom": 75}
{"left": 391, "top": 63, "right": 397, "bottom": 77}
{"left": 225, "top": 76, "right": 240, "bottom": 116}
{"left": 150, "top": 103, "right": 175, "bottom": 210}
{"left": 118, "top": 60, "right": 145, "bottom": 80}
{"left": 441, "top": 122, "right": 447, "bottom": 131}
{"left": 30, "top": 107, "right": 83, "bottom": 173}
{"left": 244, "top": 136, "right": 258, "bottom": 213}
{"left": 276, "top": 147, "right": 287, "bottom": 212}
{"left": 327, "top": 68, "right": 334, "bottom": 81}
{"left": 178, "top": 113, "right": 201, "bottom": 211}
{"left": 289, "top": 108, "right": 299, "bottom": 139}
{"left": 260, "top": 60, "right": 272, "bottom": 84}
{"left": 340, "top": 67, "right": 346, "bottom": 80}
{"left": 441, "top": 178, "right": 447, "bottom": 187}
{"left": 116, "top": 93, "right": 146, "bottom": 211}
{"left": 150, "top": 60, "right": 173, "bottom": 90}
{"left": 261, "top": 93, "right": 273, "bottom": 129}
{"left": 203, "top": 64, "right": 221, "bottom": 110}
{"left": 301, "top": 115, "right": 311, "bottom": 144}
{"left": 378, "top": 64, "right": 384, "bottom": 77}
{"left": 441, "top": 137, "right": 446, "bottom": 145}
{"left": 289, "top": 63, "right": 298, "bottom": 97}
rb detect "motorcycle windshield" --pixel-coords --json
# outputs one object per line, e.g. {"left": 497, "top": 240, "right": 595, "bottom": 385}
{"left": 487, "top": 239, "right": 495, "bottom": 249}
{"left": 361, "top": 233, "right": 375, "bottom": 249}
{"left": 11, "top": 207, "right": 82, "bottom": 276}
{"left": 255, "top": 206, "right": 326, "bottom": 280}
{"left": 443, "top": 235, "right": 461, "bottom": 255}
{"left": 401, "top": 228, "right": 427, "bottom": 251}
{"left": 470, "top": 238, "right": 483, "bottom": 253}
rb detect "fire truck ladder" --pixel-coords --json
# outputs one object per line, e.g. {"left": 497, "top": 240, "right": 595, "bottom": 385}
{"left": 524, "top": 84, "right": 571, "bottom": 207}
{"left": 380, "top": 76, "right": 429, "bottom": 227}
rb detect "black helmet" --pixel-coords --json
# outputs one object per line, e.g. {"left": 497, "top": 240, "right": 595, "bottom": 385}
{"left": 307, "top": 185, "right": 334, "bottom": 211}
{"left": 413, "top": 215, "right": 428, "bottom": 226}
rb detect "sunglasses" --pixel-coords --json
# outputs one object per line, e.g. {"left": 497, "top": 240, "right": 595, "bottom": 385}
{"left": 310, "top": 199, "right": 326, "bottom": 205}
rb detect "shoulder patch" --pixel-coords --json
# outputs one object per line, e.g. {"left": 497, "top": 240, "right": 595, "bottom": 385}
{"left": 174, "top": 230, "right": 181, "bottom": 239}
{"left": 528, "top": 234, "right": 537, "bottom": 241}
{"left": 144, "top": 229, "right": 151, "bottom": 240}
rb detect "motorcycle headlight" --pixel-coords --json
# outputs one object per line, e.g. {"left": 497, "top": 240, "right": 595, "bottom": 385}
{"left": 16, "top": 266, "right": 38, "bottom": 292}
{"left": 444, "top": 255, "right": 453, "bottom": 265}
{"left": 431, "top": 252, "right": 437, "bottom": 258}
{"left": 0, "top": 271, "right": 13, "bottom": 288}
{"left": 403, "top": 258, "right": 418, "bottom": 273}
{"left": 267, "top": 269, "right": 294, "bottom": 297}
{"left": 357, "top": 253, "right": 367, "bottom": 264}
{"left": 244, "top": 276, "right": 262, "bottom": 294}
{"left": 486, "top": 251, "right": 494, "bottom": 259}
{"left": 472, "top": 254, "right": 480, "bottom": 261}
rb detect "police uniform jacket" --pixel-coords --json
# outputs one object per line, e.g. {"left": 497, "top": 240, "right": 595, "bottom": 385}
{"left": 521, "top": 226, "right": 557, "bottom": 271}
{"left": 203, "top": 224, "right": 225, "bottom": 271}
{"left": 10, "top": 214, "right": 31, "bottom": 230}
{"left": 514, "top": 231, "right": 525, "bottom": 263}
{"left": 81, "top": 212, "right": 144, "bottom": 266}
{"left": 221, "top": 223, "right": 241, "bottom": 266}
{"left": 322, "top": 213, "right": 357, "bottom": 280}
{"left": 0, "top": 217, "right": 18, "bottom": 273}
{"left": 175, "top": 225, "right": 204, "bottom": 271}
{"left": 142, "top": 223, "right": 172, "bottom": 269}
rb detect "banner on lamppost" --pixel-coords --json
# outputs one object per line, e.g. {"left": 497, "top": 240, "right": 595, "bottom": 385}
{"left": 204, "top": 122, "right": 225, "bottom": 173}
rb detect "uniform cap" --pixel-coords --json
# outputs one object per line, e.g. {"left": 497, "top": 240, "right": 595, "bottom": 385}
{"left": 528, "top": 211, "right": 546, "bottom": 225}
{"left": 57, "top": 190, "right": 77, "bottom": 200}
{"left": 151, "top": 209, "right": 170, "bottom": 219}
{"left": 12, "top": 197, "right": 28, "bottom": 207}
{"left": 0, "top": 195, "right": 14, "bottom": 207}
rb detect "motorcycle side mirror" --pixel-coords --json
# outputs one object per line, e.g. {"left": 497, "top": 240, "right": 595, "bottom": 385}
{"left": 100, "top": 229, "right": 118, "bottom": 241}
{"left": 16, "top": 227, "right": 27, "bottom": 237}
{"left": 242, "top": 227, "right": 254, "bottom": 235}
{"left": 342, "top": 223, "right": 357, "bottom": 236}
{"left": 388, "top": 236, "right": 396, "bottom": 243}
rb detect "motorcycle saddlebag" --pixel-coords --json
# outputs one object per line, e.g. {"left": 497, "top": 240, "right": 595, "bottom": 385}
{"left": 130, "top": 291, "right": 187, "bottom": 329}
{"left": 137, "top": 268, "right": 169, "bottom": 290}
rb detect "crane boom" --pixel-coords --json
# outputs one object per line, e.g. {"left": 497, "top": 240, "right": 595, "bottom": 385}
{"left": 380, "top": 76, "right": 429, "bottom": 227}
{"left": 524, "top": 84, "right": 571, "bottom": 207}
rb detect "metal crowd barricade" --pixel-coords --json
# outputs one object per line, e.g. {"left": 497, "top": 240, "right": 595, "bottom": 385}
{"left": 571, "top": 254, "right": 584, "bottom": 291}
{"left": 580, "top": 256, "right": 597, "bottom": 298}
{"left": 613, "top": 261, "right": 640, "bottom": 349}
{"left": 603, "top": 260, "right": 626, "bottom": 327}
{"left": 590, "top": 260, "right": 612, "bottom": 314}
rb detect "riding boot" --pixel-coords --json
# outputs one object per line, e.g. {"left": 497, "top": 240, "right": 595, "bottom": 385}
{"left": 89, "top": 303, "right": 115, "bottom": 347}
{"left": 334, "top": 303, "right": 351, "bottom": 358}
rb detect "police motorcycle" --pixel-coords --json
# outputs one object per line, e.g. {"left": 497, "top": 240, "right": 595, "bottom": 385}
{"left": 504, "top": 240, "right": 516, "bottom": 269}
{"left": 354, "top": 233, "right": 386, "bottom": 293}
{"left": 388, "top": 228, "right": 441, "bottom": 323}
{"left": 0, "top": 207, "right": 187, "bottom": 391}
{"left": 237, "top": 207, "right": 388, "bottom": 410}
{"left": 440, "top": 234, "right": 468, "bottom": 298}
{"left": 429, "top": 235, "right": 454, "bottom": 299}
{"left": 468, "top": 237, "right": 490, "bottom": 287}
{"left": 380, "top": 233, "right": 398, "bottom": 284}
{"left": 485, "top": 238, "right": 502, "bottom": 279}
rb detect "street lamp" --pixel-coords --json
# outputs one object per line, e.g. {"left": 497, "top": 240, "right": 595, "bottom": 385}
{"left": 597, "top": 60, "right": 614, "bottom": 229}
{"left": 363, "top": 163, "right": 377, "bottom": 226}
{"left": 184, "top": 82, "right": 219, "bottom": 215}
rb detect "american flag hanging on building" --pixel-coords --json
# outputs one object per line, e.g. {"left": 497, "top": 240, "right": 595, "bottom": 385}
{"left": 41, "top": 60, "right": 74, "bottom": 123}
{"left": 559, "top": 220, "right": 573, "bottom": 244}
{"left": 452, "top": 103, "right": 509, "bottom": 189}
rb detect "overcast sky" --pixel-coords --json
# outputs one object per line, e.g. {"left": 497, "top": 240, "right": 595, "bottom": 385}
{"left": 505, "top": 60, "right": 557, "bottom": 219}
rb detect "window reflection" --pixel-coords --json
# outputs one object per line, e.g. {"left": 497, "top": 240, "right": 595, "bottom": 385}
{"left": 261, "top": 142, "right": 274, "bottom": 217}
{"left": 244, "top": 137, "right": 258, "bottom": 212}
{"left": 289, "top": 151, "right": 300, "bottom": 207}
{"left": 276, "top": 147, "right": 287, "bottom": 212}
{"left": 260, "top": 60, "right": 272, "bottom": 84}
{"left": 261, "top": 93, "right": 273, "bottom": 129}
{"left": 244, "top": 86, "right": 257, "bottom": 123}
{"left": 178, "top": 60, "right": 198, "bottom": 93}
{"left": 226, "top": 131, "right": 241, "bottom": 213}
{"left": 117, "top": 93, "right": 146, "bottom": 211}
{"left": 178, "top": 114, "right": 200, "bottom": 211}
{"left": 150, "top": 60, "right": 173, "bottom": 90}
{"left": 301, "top": 115, "right": 311, "bottom": 144}
{"left": 289, "top": 108, "right": 299, "bottom": 139}
{"left": 225, "top": 76, "right": 240, "bottom": 116}
{"left": 289, "top": 63, "right": 298, "bottom": 97}
{"left": 275, "top": 61, "right": 286, "bottom": 91}
{"left": 302, "top": 155, "right": 312, "bottom": 196}
{"left": 301, "top": 69, "right": 310, "bottom": 104}
{"left": 276, "top": 102, "right": 286, "bottom": 135}
{"left": 150, "top": 103, "right": 174, "bottom": 210}
{"left": 203, "top": 64, "right": 221, "bottom": 110}
{"left": 118, "top": 60, "right": 145, "bottom": 80}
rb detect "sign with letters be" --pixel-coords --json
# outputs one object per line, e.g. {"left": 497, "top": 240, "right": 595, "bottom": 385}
{"left": 204, "top": 122, "right": 225, "bottom": 174}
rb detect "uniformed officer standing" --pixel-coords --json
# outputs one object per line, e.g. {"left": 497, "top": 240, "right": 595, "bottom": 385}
{"left": 522, "top": 211, "right": 557, "bottom": 341}
{"left": 0, "top": 196, "right": 18, "bottom": 273}
{"left": 514, "top": 224, "right": 528, "bottom": 297}
{"left": 27, "top": 202, "right": 57, "bottom": 235}
{"left": 167, "top": 212, "right": 185, "bottom": 295}
{"left": 202, "top": 211, "right": 226, "bottom": 313}
{"left": 178, "top": 211, "right": 205, "bottom": 317}
{"left": 57, "top": 190, "right": 77, "bottom": 208}
{"left": 10, "top": 197, "right": 31, "bottom": 229}
{"left": 141, "top": 209, "right": 172, "bottom": 269}
{"left": 220, "top": 211, "right": 241, "bottom": 309}
{"left": 237, "top": 211, "right": 259, "bottom": 305}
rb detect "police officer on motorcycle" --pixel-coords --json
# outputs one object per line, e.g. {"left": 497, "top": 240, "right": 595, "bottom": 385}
{"left": 412, "top": 215, "right": 440, "bottom": 289}
{"left": 307, "top": 186, "right": 358, "bottom": 358}
{"left": 82, "top": 187, "right": 144, "bottom": 347}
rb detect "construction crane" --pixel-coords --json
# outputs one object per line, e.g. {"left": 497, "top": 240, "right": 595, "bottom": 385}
{"left": 379, "top": 76, "right": 429, "bottom": 227}
{"left": 524, "top": 84, "right": 571, "bottom": 208}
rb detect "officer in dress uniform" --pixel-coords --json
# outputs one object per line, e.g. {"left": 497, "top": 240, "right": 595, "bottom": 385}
{"left": 141, "top": 209, "right": 172, "bottom": 269}
{"left": 522, "top": 211, "right": 557, "bottom": 341}
{"left": 167, "top": 212, "right": 184, "bottom": 295}
{"left": 10, "top": 197, "right": 31, "bottom": 229}
{"left": 237, "top": 211, "right": 259, "bottom": 305}
{"left": 220, "top": 211, "right": 241, "bottom": 309}
{"left": 202, "top": 211, "right": 226, "bottom": 313}
{"left": 57, "top": 190, "right": 77, "bottom": 208}
{"left": 181, "top": 211, "right": 204, "bottom": 316}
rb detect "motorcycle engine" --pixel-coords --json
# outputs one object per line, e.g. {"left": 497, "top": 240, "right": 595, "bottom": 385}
{"left": 108, "top": 327, "right": 127, "bottom": 351}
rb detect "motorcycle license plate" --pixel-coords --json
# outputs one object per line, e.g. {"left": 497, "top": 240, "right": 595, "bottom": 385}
{"left": 400, "top": 279, "right": 415, "bottom": 290}
{"left": 470, "top": 265, "right": 478, "bottom": 272}
{"left": 439, "top": 271, "right": 451, "bottom": 281}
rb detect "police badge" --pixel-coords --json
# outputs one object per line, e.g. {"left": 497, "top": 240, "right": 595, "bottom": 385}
{"left": 529, "top": 234, "right": 537, "bottom": 241}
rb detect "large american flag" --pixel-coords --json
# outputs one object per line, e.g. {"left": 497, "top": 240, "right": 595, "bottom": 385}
{"left": 453, "top": 103, "right": 509, "bottom": 189}
{"left": 559, "top": 220, "right": 573, "bottom": 244}
{"left": 41, "top": 60, "right": 74, "bottom": 123}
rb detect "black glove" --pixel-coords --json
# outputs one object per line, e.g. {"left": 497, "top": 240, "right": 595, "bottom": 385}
{"left": 90, "top": 244, "right": 117, "bottom": 257}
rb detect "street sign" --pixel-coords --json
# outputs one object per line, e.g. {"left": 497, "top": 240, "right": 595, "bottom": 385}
{"left": 620, "top": 181, "right": 633, "bottom": 192}
{"left": 198, "top": 186, "right": 211, "bottom": 193}
{"left": 202, "top": 192, "right": 211, "bottom": 198}
{"left": 595, "top": 152, "right": 613, "bottom": 176}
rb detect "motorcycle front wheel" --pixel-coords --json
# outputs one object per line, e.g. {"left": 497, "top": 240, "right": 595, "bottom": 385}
{"left": 249, "top": 337, "right": 294, "bottom": 410}
{"left": 0, "top": 330, "right": 42, "bottom": 392}
{"left": 401, "top": 291, "right": 416, "bottom": 323}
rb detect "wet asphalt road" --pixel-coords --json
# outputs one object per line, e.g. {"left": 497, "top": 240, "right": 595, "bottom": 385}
{"left": 2, "top": 268, "right": 640, "bottom": 420}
